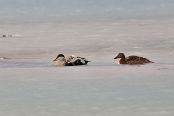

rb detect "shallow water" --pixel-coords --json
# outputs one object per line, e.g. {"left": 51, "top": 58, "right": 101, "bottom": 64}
{"left": 0, "top": 17, "right": 174, "bottom": 116}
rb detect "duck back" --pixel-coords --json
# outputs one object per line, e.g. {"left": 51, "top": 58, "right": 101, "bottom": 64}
{"left": 126, "top": 55, "right": 153, "bottom": 64}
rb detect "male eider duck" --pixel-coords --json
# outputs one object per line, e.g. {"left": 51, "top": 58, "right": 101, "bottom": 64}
{"left": 114, "top": 53, "right": 153, "bottom": 65}
{"left": 53, "top": 54, "right": 90, "bottom": 66}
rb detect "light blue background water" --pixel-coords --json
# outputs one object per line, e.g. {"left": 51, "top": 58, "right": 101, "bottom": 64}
{"left": 0, "top": 1, "right": 174, "bottom": 116}
{"left": 0, "top": 0, "right": 174, "bottom": 23}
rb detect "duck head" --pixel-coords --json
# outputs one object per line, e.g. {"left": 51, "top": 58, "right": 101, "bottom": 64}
{"left": 114, "top": 53, "right": 126, "bottom": 59}
{"left": 53, "top": 54, "right": 65, "bottom": 61}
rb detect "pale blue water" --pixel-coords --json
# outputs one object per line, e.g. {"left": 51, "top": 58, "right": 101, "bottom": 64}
{"left": 0, "top": 0, "right": 174, "bottom": 116}
{"left": 0, "top": 0, "right": 174, "bottom": 23}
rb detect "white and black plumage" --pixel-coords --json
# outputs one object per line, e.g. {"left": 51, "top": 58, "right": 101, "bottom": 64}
{"left": 53, "top": 54, "right": 90, "bottom": 66}
{"left": 66, "top": 55, "right": 90, "bottom": 66}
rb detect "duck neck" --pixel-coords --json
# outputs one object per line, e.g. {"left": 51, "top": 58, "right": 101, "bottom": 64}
{"left": 119, "top": 58, "right": 127, "bottom": 64}
{"left": 119, "top": 55, "right": 127, "bottom": 64}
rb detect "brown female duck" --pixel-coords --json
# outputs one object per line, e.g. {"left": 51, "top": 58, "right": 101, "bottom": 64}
{"left": 114, "top": 53, "right": 153, "bottom": 65}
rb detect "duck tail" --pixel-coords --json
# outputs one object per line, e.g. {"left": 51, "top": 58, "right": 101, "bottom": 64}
{"left": 85, "top": 60, "right": 91, "bottom": 64}
{"left": 150, "top": 61, "right": 154, "bottom": 63}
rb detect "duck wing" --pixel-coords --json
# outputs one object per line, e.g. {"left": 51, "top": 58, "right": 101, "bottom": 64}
{"left": 66, "top": 56, "right": 90, "bottom": 65}
{"left": 126, "top": 55, "right": 140, "bottom": 61}
{"left": 74, "top": 58, "right": 91, "bottom": 65}
{"left": 126, "top": 55, "right": 153, "bottom": 64}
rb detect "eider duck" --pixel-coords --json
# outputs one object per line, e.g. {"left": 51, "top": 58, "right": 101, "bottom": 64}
{"left": 114, "top": 53, "right": 153, "bottom": 65}
{"left": 53, "top": 54, "right": 90, "bottom": 66}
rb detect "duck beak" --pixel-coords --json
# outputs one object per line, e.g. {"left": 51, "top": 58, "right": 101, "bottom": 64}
{"left": 114, "top": 56, "right": 118, "bottom": 59}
